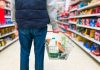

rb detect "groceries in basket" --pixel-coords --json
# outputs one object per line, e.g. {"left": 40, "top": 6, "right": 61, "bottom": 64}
{"left": 46, "top": 36, "right": 72, "bottom": 59}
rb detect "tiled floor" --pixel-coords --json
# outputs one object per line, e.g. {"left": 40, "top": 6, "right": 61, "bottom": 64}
{"left": 0, "top": 32, "right": 100, "bottom": 70}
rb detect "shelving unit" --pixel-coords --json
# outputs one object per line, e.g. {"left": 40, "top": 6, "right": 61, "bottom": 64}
{"left": 78, "top": 1, "right": 100, "bottom": 11}
{"left": 69, "top": 21, "right": 76, "bottom": 24}
{"left": 5, "top": 7, "right": 11, "bottom": 10}
{"left": 5, "top": 16, "right": 12, "bottom": 18}
{"left": 59, "top": 17, "right": 69, "bottom": 20}
{"left": 67, "top": 29, "right": 100, "bottom": 45}
{"left": 0, "top": 30, "right": 17, "bottom": 38}
{"left": 63, "top": 33, "right": 100, "bottom": 63}
{"left": 0, "top": 24, "right": 15, "bottom": 28}
{"left": 67, "top": 21, "right": 100, "bottom": 30}
{"left": 69, "top": 1, "right": 100, "bottom": 12}
{"left": 69, "top": 8, "right": 77, "bottom": 12}
{"left": 70, "top": 0, "right": 81, "bottom": 5}
{"left": 0, "top": 37, "right": 18, "bottom": 52}
{"left": 57, "top": 0, "right": 100, "bottom": 63}
{"left": 77, "top": 24, "right": 100, "bottom": 30}
{"left": 69, "top": 13, "right": 100, "bottom": 18}
{"left": 57, "top": 20, "right": 69, "bottom": 25}
{"left": 0, "top": 0, "right": 18, "bottom": 52}
{"left": 5, "top": 0, "right": 11, "bottom": 3}
{"left": 60, "top": 23, "right": 100, "bottom": 63}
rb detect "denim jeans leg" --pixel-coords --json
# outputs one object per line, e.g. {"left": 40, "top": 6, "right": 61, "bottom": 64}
{"left": 32, "top": 27, "right": 47, "bottom": 70}
{"left": 18, "top": 29, "right": 33, "bottom": 70}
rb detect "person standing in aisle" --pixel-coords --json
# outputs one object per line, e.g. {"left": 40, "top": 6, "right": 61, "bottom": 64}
{"left": 14, "top": 0, "right": 59, "bottom": 70}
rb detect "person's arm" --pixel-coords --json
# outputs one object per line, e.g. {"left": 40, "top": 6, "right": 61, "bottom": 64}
{"left": 47, "top": 0, "right": 59, "bottom": 33}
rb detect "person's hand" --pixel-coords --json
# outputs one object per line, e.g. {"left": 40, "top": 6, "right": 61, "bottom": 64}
{"left": 13, "top": 21, "right": 18, "bottom": 30}
{"left": 53, "top": 28, "right": 60, "bottom": 33}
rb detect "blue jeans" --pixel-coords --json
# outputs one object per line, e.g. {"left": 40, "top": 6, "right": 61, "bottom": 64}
{"left": 18, "top": 26, "right": 47, "bottom": 70}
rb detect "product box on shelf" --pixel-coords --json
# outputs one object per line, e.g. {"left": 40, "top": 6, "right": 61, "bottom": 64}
{"left": 91, "top": 43, "right": 100, "bottom": 56}
{"left": 0, "top": 39, "right": 6, "bottom": 47}
{"left": 95, "top": 18, "right": 100, "bottom": 27}
{"left": 95, "top": 30, "right": 100, "bottom": 41}
{"left": 0, "top": 33, "right": 16, "bottom": 47}
{"left": 77, "top": 18, "right": 100, "bottom": 28}
{"left": 0, "top": 26, "right": 15, "bottom": 36}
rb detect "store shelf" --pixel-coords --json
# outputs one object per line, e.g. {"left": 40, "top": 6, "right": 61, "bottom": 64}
{"left": 68, "top": 37, "right": 100, "bottom": 63}
{"left": 59, "top": 18, "right": 69, "bottom": 20}
{"left": 69, "top": 21, "right": 77, "bottom": 24}
{"left": 58, "top": 24, "right": 65, "bottom": 29}
{"left": 78, "top": 1, "right": 100, "bottom": 11}
{"left": 0, "top": 24, "right": 15, "bottom": 28}
{"left": 67, "top": 29, "right": 100, "bottom": 45}
{"left": 5, "top": 0, "right": 11, "bottom": 3}
{"left": 0, "top": 30, "right": 16, "bottom": 38}
{"left": 70, "top": 0, "right": 81, "bottom": 5}
{"left": 5, "top": 16, "right": 12, "bottom": 18}
{"left": 5, "top": 7, "right": 11, "bottom": 10}
{"left": 63, "top": 32, "right": 100, "bottom": 63}
{"left": 77, "top": 24, "right": 100, "bottom": 30}
{"left": 57, "top": 20, "right": 69, "bottom": 25}
{"left": 69, "top": 13, "right": 100, "bottom": 18}
{"left": 0, "top": 37, "right": 18, "bottom": 51}
{"left": 69, "top": 8, "right": 77, "bottom": 12}
{"left": 59, "top": 26, "right": 66, "bottom": 33}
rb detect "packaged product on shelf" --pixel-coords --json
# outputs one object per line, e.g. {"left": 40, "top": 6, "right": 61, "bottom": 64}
{"left": 95, "top": 30, "right": 100, "bottom": 41}
{"left": 0, "top": 26, "right": 15, "bottom": 36}
{"left": 9, "top": 34, "right": 16, "bottom": 40}
{"left": 0, "top": 0, "right": 5, "bottom": 25}
{"left": 77, "top": 19, "right": 82, "bottom": 25}
{"left": 0, "top": 39, "right": 6, "bottom": 47}
{"left": 90, "top": 29, "right": 95, "bottom": 38}
{"left": 89, "top": 43, "right": 96, "bottom": 51}
{"left": 4, "top": 34, "right": 16, "bottom": 43}
{"left": 64, "top": 25, "right": 69, "bottom": 30}
{"left": 90, "top": 18, "right": 97, "bottom": 27}
{"left": 6, "top": 18, "right": 12, "bottom": 24}
{"left": 78, "top": 1, "right": 87, "bottom": 8}
{"left": 69, "top": 24, "right": 76, "bottom": 30}
{"left": 85, "top": 18, "right": 90, "bottom": 26}
{"left": 83, "top": 28, "right": 90, "bottom": 36}
{"left": 93, "top": 7, "right": 100, "bottom": 14}
{"left": 89, "top": 0, "right": 100, "bottom": 4}
{"left": 0, "top": 8, "right": 5, "bottom": 25}
{"left": 91, "top": 44, "right": 100, "bottom": 56}
{"left": 5, "top": 10, "right": 11, "bottom": 16}
{"left": 0, "top": 28, "right": 5, "bottom": 35}
{"left": 84, "top": 40, "right": 93, "bottom": 49}
{"left": 76, "top": 35, "right": 83, "bottom": 41}
{"left": 59, "top": 10, "right": 69, "bottom": 18}
{"left": 77, "top": 27, "right": 84, "bottom": 34}
{"left": 95, "top": 18, "right": 100, "bottom": 27}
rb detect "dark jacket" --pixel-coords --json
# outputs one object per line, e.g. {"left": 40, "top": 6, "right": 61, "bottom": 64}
{"left": 15, "top": 0, "right": 50, "bottom": 29}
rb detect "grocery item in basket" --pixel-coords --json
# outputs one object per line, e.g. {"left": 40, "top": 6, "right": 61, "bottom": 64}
{"left": 48, "top": 38, "right": 59, "bottom": 58}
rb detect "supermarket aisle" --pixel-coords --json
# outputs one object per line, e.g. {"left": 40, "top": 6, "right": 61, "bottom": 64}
{"left": 0, "top": 32, "right": 100, "bottom": 70}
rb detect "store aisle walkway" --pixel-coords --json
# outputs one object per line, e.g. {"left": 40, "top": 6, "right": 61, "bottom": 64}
{"left": 0, "top": 32, "right": 100, "bottom": 70}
